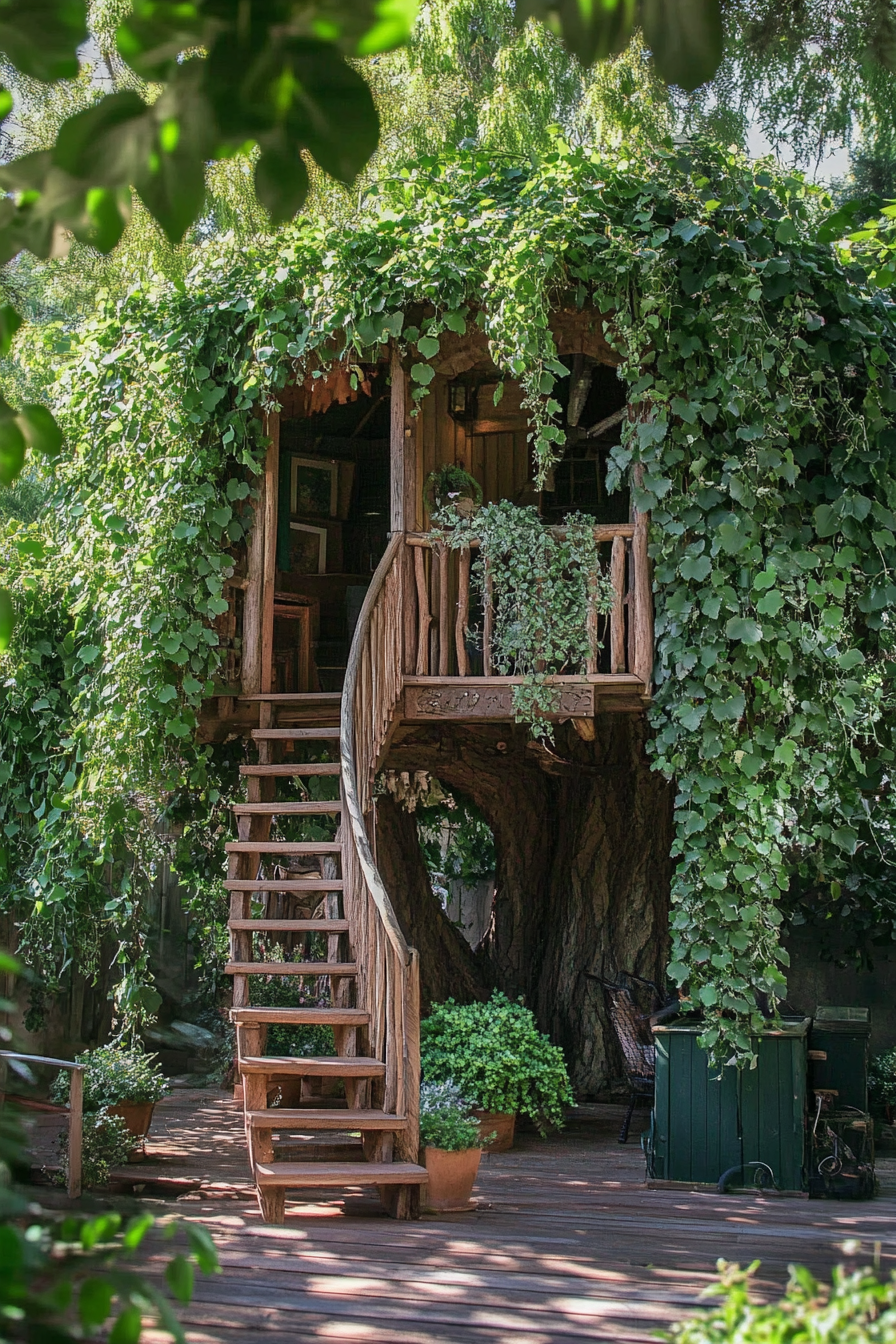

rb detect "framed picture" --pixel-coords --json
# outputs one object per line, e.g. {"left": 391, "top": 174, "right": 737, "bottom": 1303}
{"left": 289, "top": 521, "right": 327, "bottom": 575}
{"left": 291, "top": 455, "right": 339, "bottom": 518}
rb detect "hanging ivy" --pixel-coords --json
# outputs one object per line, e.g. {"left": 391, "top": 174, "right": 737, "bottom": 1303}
{"left": 433, "top": 500, "right": 616, "bottom": 736}
{"left": 3, "top": 140, "right": 896, "bottom": 1060}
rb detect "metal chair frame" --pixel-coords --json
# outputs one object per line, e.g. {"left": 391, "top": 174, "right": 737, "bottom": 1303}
{"left": 587, "top": 970, "right": 672, "bottom": 1144}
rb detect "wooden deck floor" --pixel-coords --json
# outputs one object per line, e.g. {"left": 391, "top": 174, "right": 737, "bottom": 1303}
{"left": 24, "top": 1087, "right": 896, "bottom": 1343}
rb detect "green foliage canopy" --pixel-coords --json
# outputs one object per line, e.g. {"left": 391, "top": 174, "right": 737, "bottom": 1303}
{"left": 4, "top": 141, "right": 896, "bottom": 1059}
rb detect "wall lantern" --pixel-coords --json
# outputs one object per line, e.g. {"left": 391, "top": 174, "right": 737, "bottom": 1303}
{"left": 447, "top": 376, "right": 479, "bottom": 426}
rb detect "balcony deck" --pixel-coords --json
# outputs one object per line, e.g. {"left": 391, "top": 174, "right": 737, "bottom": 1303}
{"left": 24, "top": 1088, "right": 896, "bottom": 1343}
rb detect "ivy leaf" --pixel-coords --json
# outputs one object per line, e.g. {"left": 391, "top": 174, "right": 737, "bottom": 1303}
{"left": 831, "top": 826, "right": 859, "bottom": 854}
{"left": 0, "top": 414, "right": 25, "bottom": 486}
{"left": 813, "top": 504, "right": 840, "bottom": 537}
{"left": 417, "top": 335, "right": 440, "bottom": 358}
{"left": 680, "top": 554, "right": 711, "bottom": 581}
{"left": 109, "top": 1305, "right": 142, "bottom": 1344}
{"left": 514, "top": 0, "right": 637, "bottom": 64}
{"left": 165, "top": 1252, "right": 194, "bottom": 1304}
{"left": 725, "top": 617, "right": 763, "bottom": 644}
{"left": 716, "top": 523, "right": 749, "bottom": 554}
{"left": 0, "top": 0, "right": 88, "bottom": 82}
{"left": 254, "top": 137, "right": 310, "bottom": 226}
{"left": 0, "top": 589, "right": 14, "bottom": 653}
{"left": 411, "top": 363, "right": 435, "bottom": 385}
{"left": 773, "top": 740, "right": 796, "bottom": 766}
{"left": 0, "top": 303, "right": 22, "bottom": 357}
{"left": 642, "top": 0, "right": 723, "bottom": 90}
{"left": 79, "top": 1278, "right": 114, "bottom": 1331}
{"left": 774, "top": 218, "right": 799, "bottom": 244}
{"left": 18, "top": 404, "right": 63, "bottom": 459}
{"left": 185, "top": 1223, "right": 219, "bottom": 1275}
{"left": 755, "top": 589, "right": 783, "bottom": 616}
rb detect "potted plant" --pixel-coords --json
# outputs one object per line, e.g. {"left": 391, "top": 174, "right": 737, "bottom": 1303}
{"left": 420, "top": 991, "right": 573, "bottom": 1151}
{"left": 424, "top": 465, "right": 483, "bottom": 521}
{"left": 52, "top": 1110, "right": 134, "bottom": 1190}
{"left": 419, "top": 1080, "right": 491, "bottom": 1212}
{"left": 51, "top": 1044, "right": 168, "bottom": 1157}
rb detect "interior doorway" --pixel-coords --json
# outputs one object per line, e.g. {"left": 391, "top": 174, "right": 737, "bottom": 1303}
{"left": 273, "top": 364, "right": 391, "bottom": 692}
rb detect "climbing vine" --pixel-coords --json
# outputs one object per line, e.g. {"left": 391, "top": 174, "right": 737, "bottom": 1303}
{"left": 3, "top": 140, "right": 896, "bottom": 1059}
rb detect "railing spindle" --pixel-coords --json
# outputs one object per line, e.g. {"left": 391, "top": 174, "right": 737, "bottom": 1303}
{"left": 610, "top": 533, "right": 626, "bottom": 674}
{"left": 483, "top": 561, "right": 494, "bottom": 675}
{"left": 455, "top": 547, "right": 471, "bottom": 677}
{"left": 438, "top": 543, "right": 450, "bottom": 676}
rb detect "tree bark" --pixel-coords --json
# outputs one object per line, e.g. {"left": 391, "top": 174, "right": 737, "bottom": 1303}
{"left": 380, "top": 714, "right": 674, "bottom": 1097}
{"left": 373, "top": 794, "right": 492, "bottom": 1013}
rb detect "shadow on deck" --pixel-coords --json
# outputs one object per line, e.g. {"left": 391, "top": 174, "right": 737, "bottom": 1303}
{"left": 23, "top": 1088, "right": 896, "bottom": 1344}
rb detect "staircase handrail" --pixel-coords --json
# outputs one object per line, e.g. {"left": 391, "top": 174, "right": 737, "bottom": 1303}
{"left": 340, "top": 532, "right": 412, "bottom": 966}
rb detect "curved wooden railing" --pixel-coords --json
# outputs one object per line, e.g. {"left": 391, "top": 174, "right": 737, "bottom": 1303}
{"left": 339, "top": 533, "right": 420, "bottom": 1167}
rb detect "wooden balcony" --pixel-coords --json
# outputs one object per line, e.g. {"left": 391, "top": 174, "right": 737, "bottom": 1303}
{"left": 395, "top": 522, "right": 652, "bottom": 720}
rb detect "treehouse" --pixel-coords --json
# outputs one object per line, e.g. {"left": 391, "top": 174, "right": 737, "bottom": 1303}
{"left": 204, "top": 306, "right": 668, "bottom": 1224}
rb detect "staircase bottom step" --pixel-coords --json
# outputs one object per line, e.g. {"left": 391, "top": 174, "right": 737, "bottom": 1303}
{"left": 254, "top": 1161, "right": 428, "bottom": 1188}
{"left": 248, "top": 1109, "right": 407, "bottom": 1131}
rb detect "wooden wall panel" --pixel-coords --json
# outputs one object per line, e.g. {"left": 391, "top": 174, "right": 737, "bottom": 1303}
{"left": 419, "top": 375, "right": 533, "bottom": 520}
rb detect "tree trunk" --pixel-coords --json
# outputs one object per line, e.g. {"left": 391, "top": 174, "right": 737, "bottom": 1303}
{"left": 373, "top": 794, "right": 492, "bottom": 1013}
{"left": 380, "top": 714, "right": 674, "bottom": 1097}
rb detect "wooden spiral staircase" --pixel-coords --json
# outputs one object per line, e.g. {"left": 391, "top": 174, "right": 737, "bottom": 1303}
{"left": 225, "top": 538, "right": 425, "bottom": 1223}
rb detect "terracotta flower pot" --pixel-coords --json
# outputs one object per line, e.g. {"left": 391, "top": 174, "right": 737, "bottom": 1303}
{"left": 104, "top": 1101, "right": 155, "bottom": 1162}
{"left": 473, "top": 1109, "right": 515, "bottom": 1153}
{"left": 423, "top": 1146, "right": 482, "bottom": 1212}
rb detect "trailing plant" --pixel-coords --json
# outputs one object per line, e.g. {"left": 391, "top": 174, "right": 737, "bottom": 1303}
{"left": 50, "top": 1046, "right": 168, "bottom": 1112}
{"left": 53, "top": 1110, "right": 134, "bottom": 1191}
{"left": 423, "top": 464, "right": 483, "bottom": 517}
{"left": 664, "top": 1259, "right": 896, "bottom": 1343}
{"left": 419, "top": 1081, "right": 484, "bottom": 1152}
{"left": 433, "top": 500, "right": 616, "bottom": 735}
{"left": 6, "top": 140, "right": 896, "bottom": 1063}
{"left": 420, "top": 991, "right": 573, "bottom": 1132}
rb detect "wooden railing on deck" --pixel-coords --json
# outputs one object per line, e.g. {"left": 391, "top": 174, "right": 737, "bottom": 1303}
{"left": 404, "top": 521, "right": 653, "bottom": 687}
{"left": 339, "top": 535, "right": 420, "bottom": 1172}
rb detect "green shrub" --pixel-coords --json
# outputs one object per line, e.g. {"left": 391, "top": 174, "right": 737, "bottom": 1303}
{"left": 665, "top": 1260, "right": 896, "bottom": 1342}
{"left": 420, "top": 992, "right": 573, "bottom": 1133}
{"left": 419, "top": 1079, "right": 483, "bottom": 1152}
{"left": 869, "top": 1047, "right": 896, "bottom": 1112}
{"left": 54, "top": 1110, "right": 134, "bottom": 1189}
{"left": 50, "top": 1045, "right": 168, "bottom": 1110}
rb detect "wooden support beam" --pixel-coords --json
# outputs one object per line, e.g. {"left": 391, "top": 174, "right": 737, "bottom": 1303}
{"left": 610, "top": 533, "right": 626, "bottom": 674}
{"left": 260, "top": 414, "right": 279, "bottom": 696}
{"left": 390, "top": 345, "right": 415, "bottom": 532}
{"left": 455, "top": 547, "right": 471, "bottom": 677}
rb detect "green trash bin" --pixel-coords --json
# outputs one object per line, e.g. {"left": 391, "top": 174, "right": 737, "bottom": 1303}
{"left": 651, "top": 1018, "right": 809, "bottom": 1191}
{"left": 809, "top": 1007, "right": 871, "bottom": 1113}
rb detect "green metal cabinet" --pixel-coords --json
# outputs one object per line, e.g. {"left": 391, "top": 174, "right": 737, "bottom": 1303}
{"left": 651, "top": 1018, "right": 809, "bottom": 1191}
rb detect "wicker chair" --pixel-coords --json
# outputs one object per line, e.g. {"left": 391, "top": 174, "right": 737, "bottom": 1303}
{"left": 587, "top": 971, "right": 671, "bottom": 1144}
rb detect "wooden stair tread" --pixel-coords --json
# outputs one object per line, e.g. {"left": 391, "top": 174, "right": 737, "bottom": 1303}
{"left": 239, "top": 693, "right": 342, "bottom": 703}
{"left": 246, "top": 1109, "right": 405, "bottom": 1130}
{"left": 254, "top": 1162, "right": 427, "bottom": 1188}
{"left": 232, "top": 801, "right": 342, "bottom": 815}
{"left": 239, "top": 1055, "right": 386, "bottom": 1077}
{"left": 228, "top": 919, "right": 349, "bottom": 932}
{"left": 239, "top": 763, "right": 341, "bottom": 776}
{"left": 225, "top": 841, "right": 341, "bottom": 853}
{"left": 224, "top": 879, "right": 344, "bottom": 892}
{"left": 232, "top": 1007, "right": 367, "bottom": 1025}
{"left": 252, "top": 727, "right": 340, "bottom": 740}
{"left": 225, "top": 961, "right": 357, "bottom": 976}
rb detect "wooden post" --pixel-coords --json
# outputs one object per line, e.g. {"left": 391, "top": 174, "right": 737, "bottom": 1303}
{"left": 455, "top": 547, "right": 471, "bottom": 677}
{"left": 242, "top": 466, "right": 266, "bottom": 696}
{"left": 610, "top": 533, "right": 626, "bottom": 674}
{"left": 414, "top": 546, "right": 431, "bottom": 675}
{"left": 260, "top": 415, "right": 279, "bottom": 696}
{"left": 390, "top": 344, "right": 415, "bottom": 533}
{"left": 67, "top": 1066, "right": 83, "bottom": 1199}
{"left": 438, "top": 544, "right": 450, "bottom": 676}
